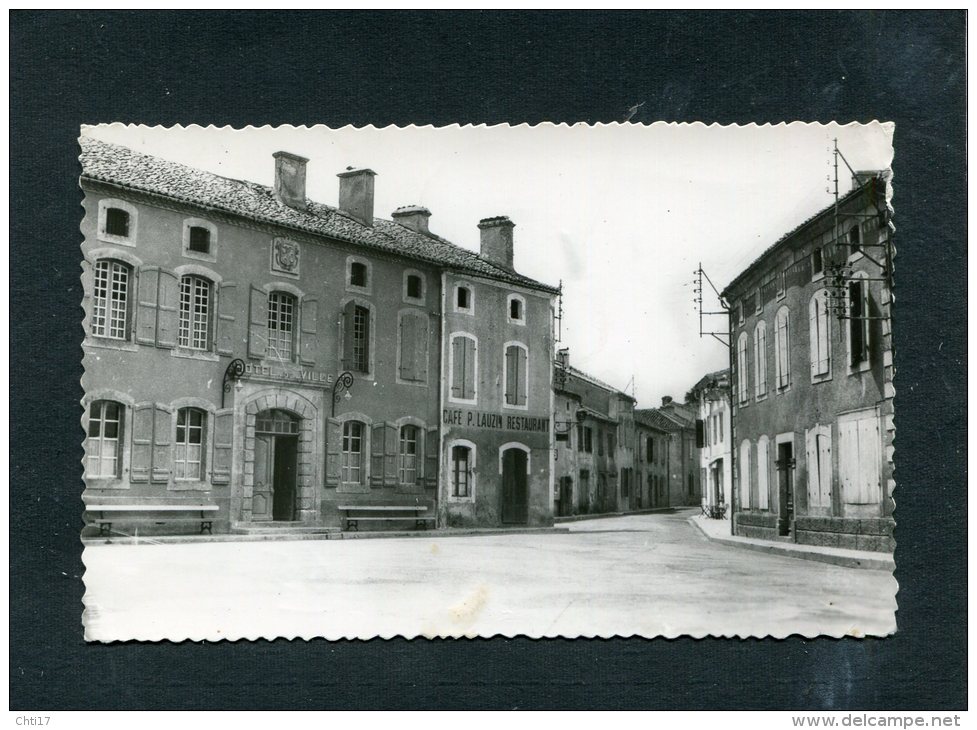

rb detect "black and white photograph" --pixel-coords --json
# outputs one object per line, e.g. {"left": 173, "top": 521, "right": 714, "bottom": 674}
{"left": 79, "top": 121, "right": 897, "bottom": 641}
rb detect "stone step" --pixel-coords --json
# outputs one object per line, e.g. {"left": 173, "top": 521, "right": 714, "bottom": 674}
{"left": 232, "top": 522, "right": 339, "bottom": 535}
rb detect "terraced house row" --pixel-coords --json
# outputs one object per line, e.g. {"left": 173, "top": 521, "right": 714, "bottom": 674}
{"left": 79, "top": 138, "right": 559, "bottom": 533}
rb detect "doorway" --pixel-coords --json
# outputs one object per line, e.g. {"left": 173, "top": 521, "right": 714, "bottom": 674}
{"left": 776, "top": 441, "right": 795, "bottom": 536}
{"left": 252, "top": 409, "right": 300, "bottom": 522}
{"left": 501, "top": 447, "right": 529, "bottom": 524}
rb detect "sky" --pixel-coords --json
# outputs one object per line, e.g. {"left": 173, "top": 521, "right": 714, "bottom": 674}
{"left": 81, "top": 122, "right": 894, "bottom": 409}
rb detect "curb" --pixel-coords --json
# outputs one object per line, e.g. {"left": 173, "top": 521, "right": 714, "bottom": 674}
{"left": 554, "top": 507, "right": 676, "bottom": 524}
{"left": 687, "top": 516, "right": 895, "bottom": 571}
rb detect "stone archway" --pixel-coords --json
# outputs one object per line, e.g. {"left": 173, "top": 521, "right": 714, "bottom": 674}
{"left": 241, "top": 390, "right": 317, "bottom": 523}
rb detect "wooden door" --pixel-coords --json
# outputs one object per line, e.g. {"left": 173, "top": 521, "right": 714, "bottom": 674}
{"left": 272, "top": 436, "right": 298, "bottom": 521}
{"left": 253, "top": 434, "right": 274, "bottom": 521}
{"left": 777, "top": 442, "right": 795, "bottom": 536}
{"left": 501, "top": 448, "right": 528, "bottom": 524}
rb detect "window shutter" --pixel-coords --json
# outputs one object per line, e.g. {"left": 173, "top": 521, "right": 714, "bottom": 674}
{"left": 384, "top": 422, "right": 398, "bottom": 486}
{"left": 819, "top": 297, "right": 830, "bottom": 373}
{"left": 361, "top": 306, "right": 371, "bottom": 373}
{"left": 399, "top": 313, "right": 416, "bottom": 381}
{"left": 838, "top": 419, "right": 858, "bottom": 504}
{"left": 129, "top": 404, "right": 154, "bottom": 482}
{"left": 818, "top": 429, "right": 833, "bottom": 505}
{"left": 413, "top": 314, "right": 429, "bottom": 383}
{"left": 300, "top": 297, "right": 318, "bottom": 365}
{"left": 695, "top": 419, "right": 704, "bottom": 448}
{"left": 451, "top": 337, "right": 464, "bottom": 399}
{"left": 517, "top": 347, "right": 528, "bottom": 405}
{"left": 424, "top": 426, "right": 439, "bottom": 487}
{"left": 759, "top": 327, "right": 767, "bottom": 394}
{"left": 757, "top": 439, "right": 769, "bottom": 510}
{"left": 370, "top": 423, "right": 386, "bottom": 487}
{"left": 155, "top": 271, "right": 179, "bottom": 349}
{"left": 504, "top": 346, "right": 516, "bottom": 404}
{"left": 151, "top": 405, "right": 173, "bottom": 483}
{"left": 135, "top": 267, "right": 160, "bottom": 345}
{"left": 463, "top": 337, "right": 476, "bottom": 400}
{"left": 212, "top": 408, "right": 233, "bottom": 485}
{"left": 248, "top": 286, "right": 268, "bottom": 359}
{"left": 341, "top": 300, "right": 356, "bottom": 371}
{"left": 805, "top": 429, "right": 819, "bottom": 507}
{"left": 216, "top": 282, "right": 237, "bottom": 356}
{"left": 850, "top": 281, "right": 865, "bottom": 366}
{"left": 857, "top": 418, "right": 881, "bottom": 504}
{"left": 325, "top": 417, "right": 342, "bottom": 487}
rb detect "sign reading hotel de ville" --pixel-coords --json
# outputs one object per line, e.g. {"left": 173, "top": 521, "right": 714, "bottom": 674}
{"left": 442, "top": 408, "right": 550, "bottom": 434}
{"left": 243, "top": 362, "right": 334, "bottom": 387}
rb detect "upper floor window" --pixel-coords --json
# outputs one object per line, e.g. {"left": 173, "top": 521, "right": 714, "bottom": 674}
{"left": 341, "top": 421, "right": 365, "bottom": 485}
{"left": 350, "top": 261, "right": 368, "bottom": 288}
{"left": 736, "top": 301, "right": 744, "bottom": 324}
{"left": 848, "top": 275, "right": 871, "bottom": 368}
{"left": 398, "top": 310, "right": 429, "bottom": 383}
{"left": 86, "top": 400, "right": 123, "bottom": 478}
{"left": 504, "top": 343, "right": 528, "bottom": 407}
{"left": 607, "top": 431, "right": 615, "bottom": 456}
{"left": 736, "top": 332, "right": 749, "bottom": 404}
{"left": 451, "top": 444, "right": 473, "bottom": 498}
{"left": 98, "top": 199, "right": 137, "bottom": 245}
{"left": 399, "top": 425, "right": 419, "bottom": 485}
{"left": 404, "top": 272, "right": 425, "bottom": 303}
{"left": 178, "top": 275, "right": 213, "bottom": 351}
{"left": 809, "top": 289, "right": 831, "bottom": 378}
{"left": 175, "top": 407, "right": 205, "bottom": 480}
{"left": 811, "top": 247, "right": 824, "bottom": 278}
{"left": 455, "top": 285, "right": 473, "bottom": 314}
{"left": 848, "top": 224, "right": 862, "bottom": 256}
{"left": 183, "top": 218, "right": 218, "bottom": 261}
{"left": 598, "top": 429, "right": 604, "bottom": 456}
{"left": 450, "top": 334, "right": 477, "bottom": 402}
{"left": 774, "top": 306, "right": 791, "bottom": 390}
{"left": 753, "top": 290, "right": 761, "bottom": 314}
{"left": 507, "top": 294, "right": 526, "bottom": 324}
{"left": 583, "top": 427, "right": 593, "bottom": 453}
{"left": 91, "top": 259, "right": 131, "bottom": 340}
{"left": 268, "top": 291, "right": 296, "bottom": 361}
{"left": 646, "top": 436, "right": 654, "bottom": 462}
{"left": 753, "top": 321, "right": 767, "bottom": 398}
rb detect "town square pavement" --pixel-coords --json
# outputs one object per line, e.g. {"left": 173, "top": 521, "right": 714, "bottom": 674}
{"left": 82, "top": 510, "right": 897, "bottom": 641}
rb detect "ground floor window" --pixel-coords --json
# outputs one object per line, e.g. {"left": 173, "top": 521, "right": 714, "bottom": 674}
{"left": 399, "top": 425, "right": 418, "bottom": 485}
{"left": 87, "top": 400, "right": 123, "bottom": 478}
{"left": 342, "top": 421, "right": 364, "bottom": 484}
{"left": 175, "top": 407, "right": 205, "bottom": 480}
{"left": 451, "top": 445, "right": 472, "bottom": 497}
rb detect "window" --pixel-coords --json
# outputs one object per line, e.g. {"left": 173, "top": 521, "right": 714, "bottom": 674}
{"left": 105, "top": 208, "right": 130, "bottom": 237}
{"left": 597, "top": 429, "right": 604, "bottom": 456}
{"left": 507, "top": 294, "right": 526, "bottom": 324}
{"left": 86, "top": 400, "right": 123, "bottom": 478}
{"left": 178, "top": 275, "right": 212, "bottom": 350}
{"left": 268, "top": 291, "right": 296, "bottom": 361}
{"left": 450, "top": 334, "right": 477, "bottom": 402}
{"left": 848, "top": 224, "right": 861, "bottom": 255}
{"left": 341, "top": 421, "right": 365, "bottom": 484}
{"left": 405, "top": 274, "right": 423, "bottom": 300}
{"left": 774, "top": 306, "right": 791, "bottom": 389}
{"left": 350, "top": 262, "right": 368, "bottom": 288}
{"left": 805, "top": 426, "right": 831, "bottom": 509}
{"left": 91, "top": 259, "right": 130, "bottom": 340}
{"left": 646, "top": 436, "right": 654, "bottom": 462}
{"left": 757, "top": 435, "right": 770, "bottom": 510}
{"left": 809, "top": 290, "right": 831, "bottom": 377}
{"left": 399, "top": 425, "right": 418, "bottom": 485}
{"left": 504, "top": 343, "right": 528, "bottom": 407}
{"left": 737, "top": 301, "right": 744, "bottom": 324}
{"left": 848, "top": 276, "right": 870, "bottom": 367}
{"left": 838, "top": 409, "right": 881, "bottom": 505}
{"left": 754, "top": 290, "right": 761, "bottom": 314}
{"left": 455, "top": 285, "right": 472, "bottom": 313}
{"left": 718, "top": 412, "right": 723, "bottom": 443}
{"left": 777, "top": 270, "right": 786, "bottom": 298}
{"left": 583, "top": 427, "right": 593, "bottom": 453}
{"left": 175, "top": 407, "right": 205, "bottom": 480}
{"left": 608, "top": 432, "right": 615, "bottom": 456}
{"left": 451, "top": 444, "right": 472, "bottom": 498}
{"left": 189, "top": 227, "right": 210, "bottom": 253}
{"left": 739, "top": 440, "right": 751, "bottom": 509}
{"left": 812, "top": 247, "right": 824, "bottom": 277}
{"left": 753, "top": 321, "right": 767, "bottom": 397}
{"left": 736, "top": 332, "right": 749, "bottom": 403}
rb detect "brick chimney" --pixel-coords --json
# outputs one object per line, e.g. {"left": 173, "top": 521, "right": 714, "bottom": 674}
{"left": 392, "top": 205, "right": 431, "bottom": 235}
{"left": 478, "top": 216, "right": 515, "bottom": 269}
{"left": 337, "top": 167, "right": 377, "bottom": 227}
{"left": 273, "top": 151, "right": 308, "bottom": 209}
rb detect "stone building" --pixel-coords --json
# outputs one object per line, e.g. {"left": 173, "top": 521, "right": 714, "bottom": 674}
{"left": 552, "top": 354, "right": 636, "bottom": 516}
{"left": 721, "top": 172, "right": 894, "bottom": 551}
{"left": 79, "top": 137, "right": 558, "bottom": 534}
{"left": 633, "top": 410, "right": 674, "bottom": 509}
{"left": 635, "top": 401, "right": 701, "bottom": 508}
{"left": 688, "top": 369, "right": 731, "bottom": 515}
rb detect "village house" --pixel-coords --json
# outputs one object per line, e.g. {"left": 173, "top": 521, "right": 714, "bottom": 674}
{"left": 722, "top": 172, "right": 894, "bottom": 551}
{"left": 79, "top": 138, "right": 558, "bottom": 534}
{"left": 688, "top": 369, "right": 732, "bottom": 518}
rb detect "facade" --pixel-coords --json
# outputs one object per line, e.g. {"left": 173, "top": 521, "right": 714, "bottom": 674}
{"left": 634, "top": 403, "right": 701, "bottom": 509}
{"left": 633, "top": 411, "right": 673, "bottom": 509}
{"left": 80, "top": 138, "right": 558, "bottom": 534}
{"left": 552, "top": 356, "right": 637, "bottom": 516}
{"left": 722, "top": 172, "right": 894, "bottom": 552}
{"left": 688, "top": 369, "right": 732, "bottom": 514}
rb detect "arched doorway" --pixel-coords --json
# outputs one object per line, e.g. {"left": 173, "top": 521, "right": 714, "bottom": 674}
{"left": 501, "top": 447, "right": 529, "bottom": 525}
{"left": 253, "top": 409, "right": 300, "bottom": 521}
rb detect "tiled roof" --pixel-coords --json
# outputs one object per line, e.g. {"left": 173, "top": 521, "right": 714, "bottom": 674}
{"left": 721, "top": 176, "right": 882, "bottom": 298}
{"left": 689, "top": 368, "right": 730, "bottom": 394}
{"left": 576, "top": 405, "right": 615, "bottom": 423}
{"left": 633, "top": 408, "right": 683, "bottom": 433}
{"left": 564, "top": 364, "right": 634, "bottom": 401}
{"left": 78, "top": 137, "right": 559, "bottom": 294}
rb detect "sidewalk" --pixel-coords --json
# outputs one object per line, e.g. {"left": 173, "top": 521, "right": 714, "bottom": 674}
{"left": 688, "top": 514, "right": 895, "bottom": 571}
{"left": 554, "top": 507, "right": 673, "bottom": 524}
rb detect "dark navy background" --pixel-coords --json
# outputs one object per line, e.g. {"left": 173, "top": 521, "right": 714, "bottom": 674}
{"left": 9, "top": 10, "right": 966, "bottom": 709}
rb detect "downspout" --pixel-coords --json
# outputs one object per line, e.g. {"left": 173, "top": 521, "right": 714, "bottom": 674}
{"left": 728, "top": 305, "right": 736, "bottom": 536}
{"left": 437, "top": 269, "right": 447, "bottom": 528}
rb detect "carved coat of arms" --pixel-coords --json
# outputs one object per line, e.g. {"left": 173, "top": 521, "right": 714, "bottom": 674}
{"left": 272, "top": 239, "right": 300, "bottom": 275}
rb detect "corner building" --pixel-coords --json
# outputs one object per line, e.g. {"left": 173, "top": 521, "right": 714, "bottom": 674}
{"left": 79, "top": 139, "right": 558, "bottom": 534}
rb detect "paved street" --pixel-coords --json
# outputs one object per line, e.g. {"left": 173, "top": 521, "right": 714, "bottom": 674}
{"left": 82, "top": 510, "right": 897, "bottom": 641}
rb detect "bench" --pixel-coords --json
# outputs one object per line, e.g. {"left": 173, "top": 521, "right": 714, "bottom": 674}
{"left": 86, "top": 504, "right": 219, "bottom": 536}
{"left": 337, "top": 505, "right": 436, "bottom": 532}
